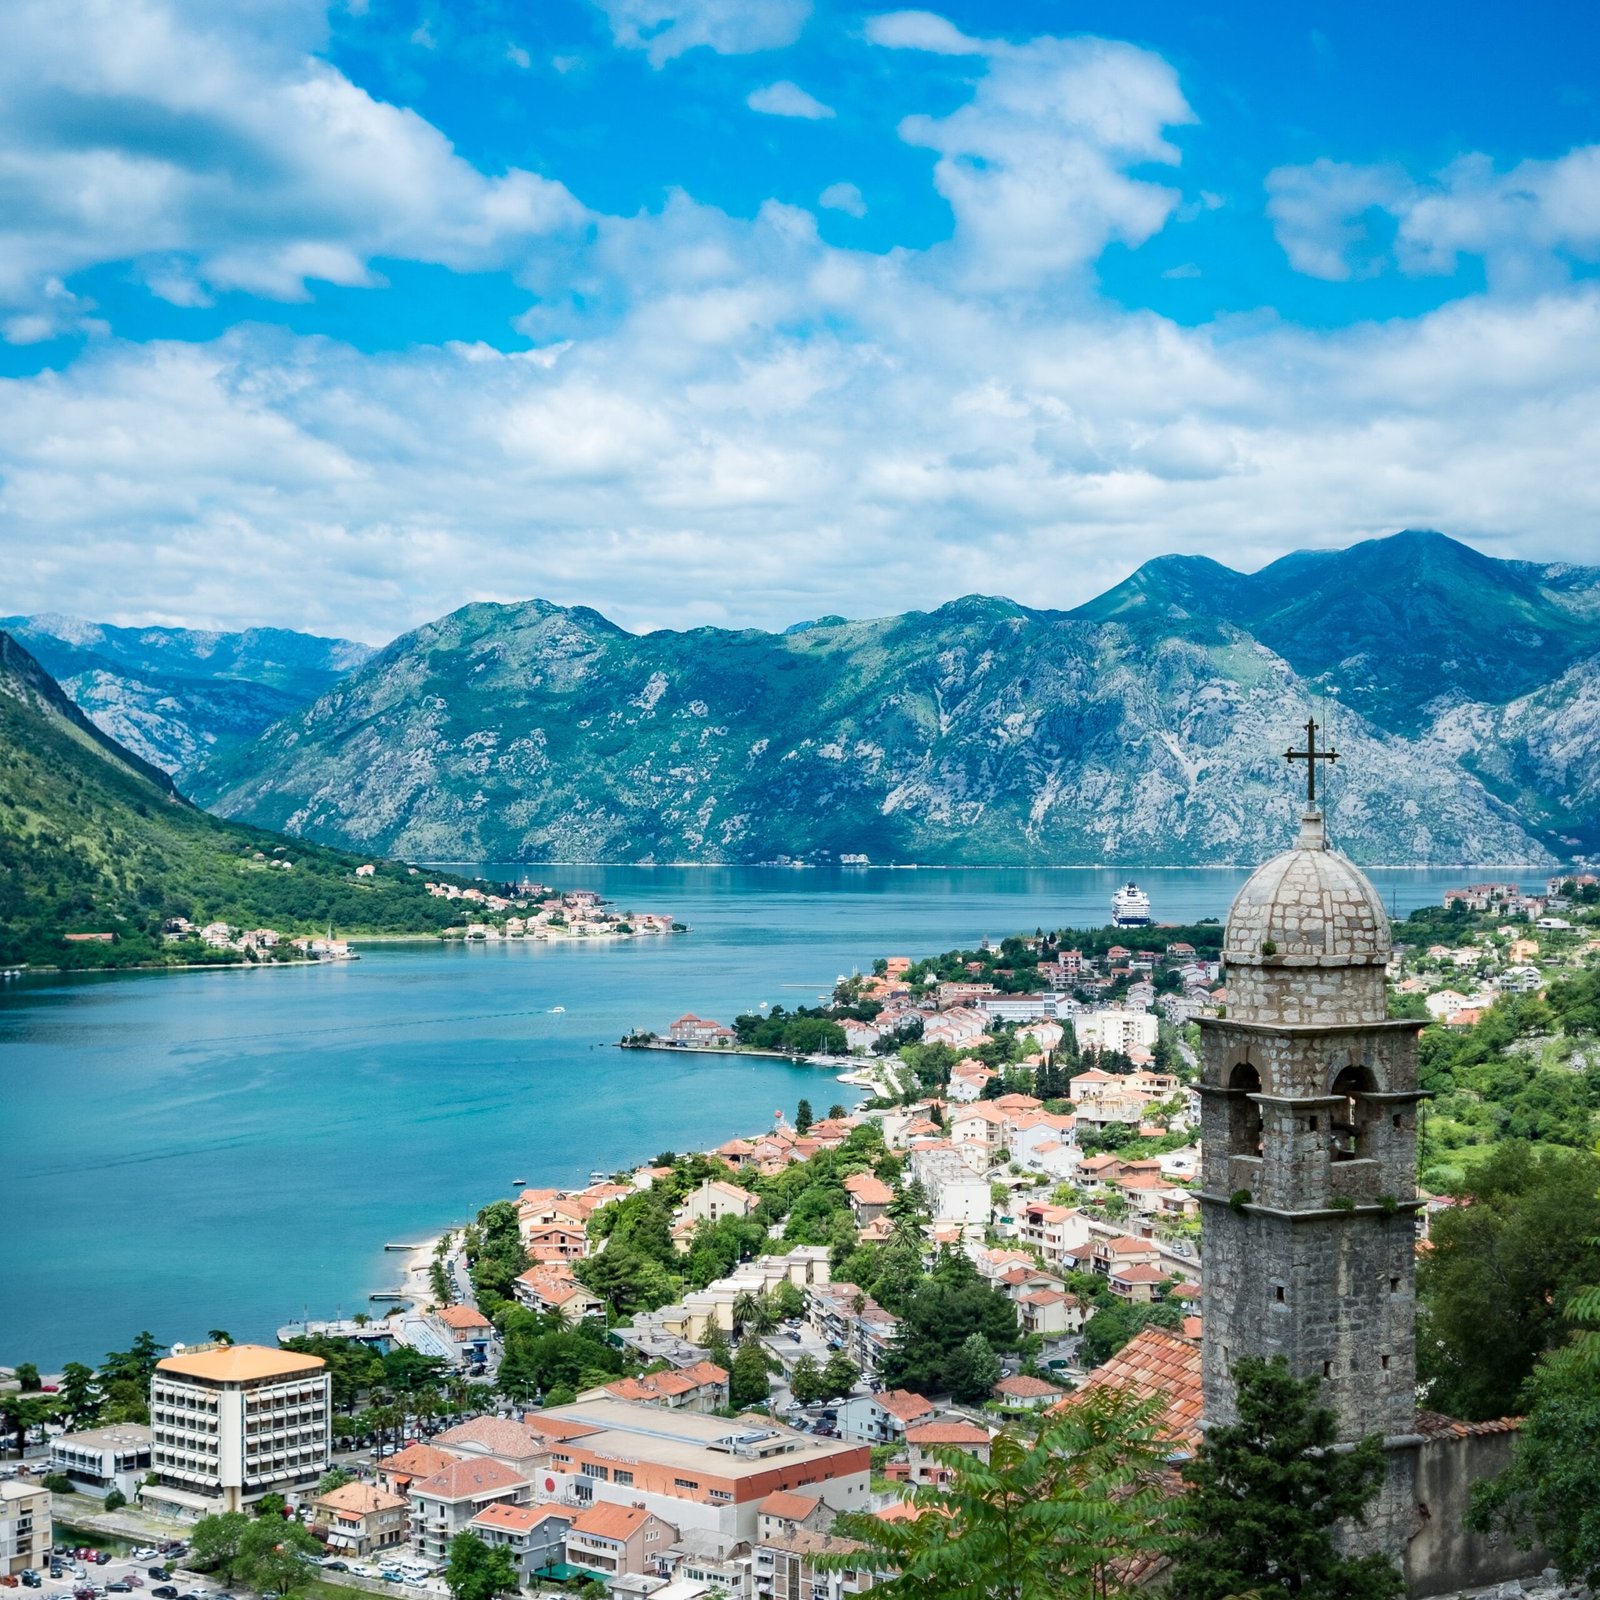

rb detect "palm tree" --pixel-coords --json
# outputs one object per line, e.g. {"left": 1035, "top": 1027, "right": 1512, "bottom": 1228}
{"left": 822, "top": 1385, "right": 1184, "bottom": 1600}
{"left": 731, "top": 1291, "right": 762, "bottom": 1337}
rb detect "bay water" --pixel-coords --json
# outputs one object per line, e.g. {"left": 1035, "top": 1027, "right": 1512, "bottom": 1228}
{"left": 0, "top": 864, "right": 1528, "bottom": 1366}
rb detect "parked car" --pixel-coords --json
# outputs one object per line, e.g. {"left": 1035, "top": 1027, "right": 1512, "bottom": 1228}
{"left": 146, "top": 1571, "right": 169, "bottom": 1582}
{"left": 151, "top": 1584, "right": 179, "bottom": 1596}
{"left": 93, "top": 1558, "right": 110, "bottom": 1569}
{"left": 125, "top": 1578, "right": 144, "bottom": 1588}
{"left": 107, "top": 1581, "right": 132, "bottom": 1591}
{"left": 321, "top": 1564, "right": 349, "bottom": 1573}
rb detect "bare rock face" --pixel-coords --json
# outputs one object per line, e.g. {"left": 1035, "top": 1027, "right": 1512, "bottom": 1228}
{"left": 188, "top": 589, "right": 1556, "bottom": 868}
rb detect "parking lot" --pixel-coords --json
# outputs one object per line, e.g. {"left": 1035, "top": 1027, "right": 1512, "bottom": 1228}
{"left": 12, "top": 1539, "right": 224, "bottom": 1600}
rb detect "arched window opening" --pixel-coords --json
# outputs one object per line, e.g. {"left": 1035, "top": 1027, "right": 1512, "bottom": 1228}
{"left": 1227, "top": 1062, "right": 1263, "bottom": 1159}
{"left": 1330, "top": 1064, "right": 1376, "bottom": 1162}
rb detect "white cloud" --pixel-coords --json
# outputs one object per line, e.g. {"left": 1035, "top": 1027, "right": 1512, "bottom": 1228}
{"left": 0, "top": 0, "right": 586, "bottom": 320}
{"left": 819, "top": 182, "right": 866, "bottom": 217}
{"left": 874, "top": 24, "right": 1194, "bottom": 288}
{"left": 590, "top": 0, "right": 810, "bottom": 67}
{"left": 747, "top": 80, "right": 834, "bottom": 119}
{"left": 864, "top": 11, "right": 987, "bottom": 56}
{"left": 1268, "top": 145, "right": 1600, "bottom": 288}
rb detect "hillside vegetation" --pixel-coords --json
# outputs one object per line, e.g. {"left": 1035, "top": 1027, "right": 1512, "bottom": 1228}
{"left": 0, "top": 632, "right": 464, "bottom": 969}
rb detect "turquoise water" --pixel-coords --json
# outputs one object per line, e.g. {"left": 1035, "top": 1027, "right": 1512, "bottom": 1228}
{"left": 0, "top": 864, "right": 1532, "bottom": 1367}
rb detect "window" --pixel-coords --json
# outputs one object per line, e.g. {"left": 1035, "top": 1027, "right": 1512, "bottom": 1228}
{"left": 1322, "top": 1361, "right": 1333, "bottom": 1378}
{"left": 614, "top": 1471, "right": 634, "bottom": 1486}
{"left": 673, "top": 1478, "right": 700, "bottom": 1490}
{"left": 1274, "top": 1286, "right": 1285, "bottom": 1303}
{"left": 580, "top": 1464, "right": 609, "bottom": 1481}
{"left": 1390, "top": 1276, "right": 1401, "bottom": 1293}
{"left": 1380, "top": 1355, "right": 1390, "bottom": 1370}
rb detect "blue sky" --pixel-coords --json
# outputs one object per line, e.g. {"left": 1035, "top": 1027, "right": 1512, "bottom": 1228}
{"left": 2, "top": 0, "right": 1599, "bottom": 639}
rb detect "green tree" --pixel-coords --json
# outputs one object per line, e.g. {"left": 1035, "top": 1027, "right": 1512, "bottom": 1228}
{"left": 57, "top": 1362, "right": 101, "bottom": 1429}
{"left": 14, "top": 1362, "right": 40, "bottom": 1392}
{"left": 820, "top": 1351, "right": 861, "bottom": 1401}
{"left": 731, "top": 1336, "right": 772, "bottom": 1408}
{"left": 1167, "top": 1356, "right": 1402, "bottom": 1600}
{"left": 103, "top": 1489, "right": 127, "bottom": 1511}
{"left": 796, "top": 1098, "right": 814, "bottom": 1134}
{"left": 1418, "top": 1142, "right": 1600, "bottom": 1419}
{"left": 825, "top": 1384, "right": 1181, "bottom": 1600}
{"left": 317, "top": 1467, "right": 354, "bottom": 1495}
{"left": 789, "top": 1354, "right": 825, "bottom": 1406}
{"left": 0, "top": 1394, "right": 51, "bottom": 1455}
{"left": 945, "top": 1332, "right": 1002, "bottom": 1405}
{"left": 236, "top": 1517, "right": 321, "bottom": 1596}
{"left": 254, "top": 1491, "right": 288, "bottom": 1520}
{"left": 188, "top": 1512, "right": 251, "bottom": 1579}
{"left": 704, "top": 1322, "right": 734, "bottom": 1375}
{"left": 1466, "top": 1262, "right": 1600, "bottom": 1585}
{"left": 444, "top": 1532, "right": 519, "bottom": 1600}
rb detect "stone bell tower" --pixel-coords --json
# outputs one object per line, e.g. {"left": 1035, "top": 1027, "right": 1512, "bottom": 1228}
{"left": 1197, "top": 721, "right": 1425, "bottom": 1459}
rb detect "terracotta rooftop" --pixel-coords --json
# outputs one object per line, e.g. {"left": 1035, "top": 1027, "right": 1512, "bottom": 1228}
{"left": 843, "top": 1173, "right": 895, "bottom": 1206}
{"left": 1415, "top": 1411, "right": 1522, "bottom": 1439}
{"left": 570, "top": 1502, "right": 662, "bottom": 1541}
{"left": 412, "top": 1456, "right": 530, "bottom": 1500}
{"left": 993, "top": 1374, "right": 1065, "bottom": 1399}
{"left": 759, "top": 1490, "right": 822, "bottom": 1521}
{"left": 907, "top": 1421, "right": 991, "bottom": 1446}
{"left": 376, "top": 1443, "right": 461, "bottom": 1480}
{"left": 156, "top": 1344, "right": 325, "bottom": 1382}
{"left": 1056, "top": 1326, "right": 1202, "bottom": 1449}
{"left": 316, "top": 1482, "right": 407, "bottom": 1515}
{"left": 470, "top": 1502, "right": 572, "bottom": 1533}
{"left": 874, "top": 1389, "right": 935, "bottom": 1423}
{"left": 435, "top": 1304, "right": 494, "bottom": 1330}
{"left": 435, "top": 1416, "right": 550, "bottom": 1459}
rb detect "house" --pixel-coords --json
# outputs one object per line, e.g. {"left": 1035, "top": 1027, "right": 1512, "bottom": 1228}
{"left": 1014, "top": 1203, "right": 1093, "bottom": 1270}
{"left": 992, "top": 1374, "right": 1067, "bottom": 1410}
{"left": 949, "top": 1101, "right": 1008, "bottom": 1164}
{"left": 1091, "top": 1235, "right": 1162, "bottom": 1276}
{"left": 315, "top": 1482, "right": 409, "bottom": 1558}
{"left": 431, "top": 1304, "right": 495, "bottom": 1362}
{"left": 756, "top": 1491, "right": 830, "bottom": 1543}
{"left": 1108, "top": 1263, "right": 1171, "bottom": 1304}
{"left": 565, "top": 1502, "right": 679, "bottom": 1579}
{"left": 841, "top": 1019, "right": 882, "bottom": 1053}
{"left": 598, "top": 1360, "right": 730, "bottom": 1414}
{"left": 524, "top": 1222, "right": 591, "bottom": 1264}
{"left": 515, "top": 1265, "right": 605, "bottom": 1323}
{"left": 433, "top": 1416, "right": 552, "bottom": 1479}
{"left": 407, "top": 1457, "right": 531, "bottom": 1561}
{"left": 669, "top": 1014, "right": 738, "bottom": 1046}
{"left": 682, "top": 1179, "right": 761, "bottom": 1224}
{"left": 842, "top": 1172, "right": 893, "bottom": 1224}
{"left": 834, "top": 1389, "right": 933, "bottom": 1445}
{"left": 1014, "top": 1287, "right": 1088, "bottom": 1337}
{"left": 664, "top": 1526, "right": 757, "bottom": 1598}
{"left": 468, "top": 1502, "right": 573, "bottom": 1584}
{"left": 904, "top": 1422, "right": 991, "bottom": 1486}
{"left": 374, "top": 1442, "right": 462, "bottom": 1497}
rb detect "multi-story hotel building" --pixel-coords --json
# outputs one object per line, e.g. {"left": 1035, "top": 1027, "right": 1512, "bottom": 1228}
{"left": 145, "top": 1343, "right": 331, "bottom": 1517}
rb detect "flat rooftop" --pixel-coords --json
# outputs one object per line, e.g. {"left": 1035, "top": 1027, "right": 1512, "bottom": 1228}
{"left": 541, "top": 1398, "right": 865, "bottom": 1481}
{"left": 53, "top": 1423, "right": 153, "bottom": 1449}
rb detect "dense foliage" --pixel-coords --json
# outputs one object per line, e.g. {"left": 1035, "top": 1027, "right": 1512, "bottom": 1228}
{"left": 1168, "top": 1356, "right": 1402, "bottom": 1600}
{"left": 1417, "top": 1142, "right": 1600, "bottom": 1419}
{"left": 0, "top": 634, "right": 478, "bottom": 967}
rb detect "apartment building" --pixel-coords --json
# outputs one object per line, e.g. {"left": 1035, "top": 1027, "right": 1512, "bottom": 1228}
{"left": 908, "top": 1146, "right": 990, "bottom": 1225}
{"left": 755, "top": 1529, "right": 875, "bottom": 1600}
{"left": 145, "top": 1344, "right": 330, "bottom": 1517}
{"left": 0, "top": 1481, "right": 51, "bottom": 1576}
{"left": 531, "top": 1398, "right": 871, "bottom": 1541}
{"left": 565, "top": 1503, "right": 678, "bottom": 1578}
{"left": 408, "top": 1457, "right": 531, "bottom": 1561}
{"left": 467, "top": 1503, "right": 573, "bottom": 1583}
{"left": 314, "top": 1482, "right": 409, "bottom": 1558}
{"left": 47, "top": 1423, "right": 152, "bottom": 1500}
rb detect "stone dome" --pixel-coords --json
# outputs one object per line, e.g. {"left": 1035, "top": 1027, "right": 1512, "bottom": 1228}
{"left": 1224, "top": 812, "right": 1391, "bottom": 969}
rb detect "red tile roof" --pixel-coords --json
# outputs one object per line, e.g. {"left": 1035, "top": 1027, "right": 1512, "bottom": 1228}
{"left": 907, "top": 1421, "right": 991, "bottom": 1446}
{"left": 412, "top": 1457, "right": 529, "bottom": 1501}
{"left": 470, "top": 1502, "right": 572, "bottom": 1533}
{"left": 993, "top": 1374, "right": 1065, "bottom": 1399}
{"left": 875, "top": 1389, "right": 935, "bottom": 1423}
{"left": 570, "top": 1502, "right": 661, "bottom": 1540}
{"left": 759, "top": 1490, "right": 822, "bottom": 1520}
{"left": 376, "top": 1443, "right": 460, "bottom": 1480}
{"left": 1056, "top": 1326, "right": 1202, "bottom": 1448}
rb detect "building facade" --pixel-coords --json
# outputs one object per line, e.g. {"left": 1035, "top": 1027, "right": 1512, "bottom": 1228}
{"left": 145, "top": 1344, "right": 331, "bottom": 1517}
{"left": 0, "top": 1481, "right": 51, "bottom": 1576}
{"left": 47, "top": 1423, "right": 152, "bottom": 1500}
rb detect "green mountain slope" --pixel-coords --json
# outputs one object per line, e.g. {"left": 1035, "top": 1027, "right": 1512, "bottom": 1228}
{"left": 1, "top": 615, "right": 373, "bottom": 781}
{"left": 1075, "top": 530, "right": 1600, "bottom": 733}
{"left": 0, "top": 632, "right": 466, "bottom": 968}
{"left": 190, "top": 589, "right": 1547, "bottom": 868}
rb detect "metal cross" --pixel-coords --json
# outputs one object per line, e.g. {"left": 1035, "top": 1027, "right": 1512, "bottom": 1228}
{"left": 1285, "top": 717, "right": 1338, "bottom": 808}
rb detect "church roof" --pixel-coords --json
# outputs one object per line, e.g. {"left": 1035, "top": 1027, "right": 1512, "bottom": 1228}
{"left": 1224, "top": 811, "right": 1390, "bottom": 969}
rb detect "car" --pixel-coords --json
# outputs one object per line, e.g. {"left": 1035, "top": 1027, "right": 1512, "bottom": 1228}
{"left": 146, "top": 1572, "right": 168, "bottom": 1582}
{"left": 92, "top": 1559, "right": 110, "bottom": 1570}
{"left": 20, "top": 1575, "right": 41, "bottom": 1590}
{"left": 125, "top": 1579, "right": 144, "bottom": 1589}
{"left": 106, "top": 1582, "right": 132, "bottom": 1592}
{"left": 151, "top": 1585, "right": 178, "bottom": 1596}
{"left": 322, "top": 1564, "right": 348, "bottom": 1574}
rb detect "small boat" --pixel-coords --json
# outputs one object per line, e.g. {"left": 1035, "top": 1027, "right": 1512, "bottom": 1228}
{"left": 512, "top": 1178, "right": 527, "bottom": 1187}
{"left": 589, "top": 1169, "right": 606, "bottom": 1183}
{"left": 549, "top": 1005, "right": 566, "bottom": 1014}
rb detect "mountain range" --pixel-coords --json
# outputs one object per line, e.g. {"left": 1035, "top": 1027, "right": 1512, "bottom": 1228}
{"left": 0, "top": 631, "right": 458, "bottom": 967}
{"left": 17, "top": 531, "right": 1600, "bottom": 868}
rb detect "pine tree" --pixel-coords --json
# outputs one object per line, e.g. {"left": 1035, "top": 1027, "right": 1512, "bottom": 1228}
{"left": 795, "top": 1098, "right": 814, "bottom": 1133}
{"left": 1167, "top": 1356, "right": 1403, "bottom": 1600}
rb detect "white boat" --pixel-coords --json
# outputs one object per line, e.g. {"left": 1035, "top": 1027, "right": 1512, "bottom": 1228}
{"left": 1111, "top": 881, "right": 1153, "bottom": 927}
{"left": 549, "top": 1005, "right": 566, "bottom": 1014}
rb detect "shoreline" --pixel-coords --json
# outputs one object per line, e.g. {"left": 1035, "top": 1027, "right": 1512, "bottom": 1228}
{"left": 425, "top": 858, "right": 1563, "bottom": 873}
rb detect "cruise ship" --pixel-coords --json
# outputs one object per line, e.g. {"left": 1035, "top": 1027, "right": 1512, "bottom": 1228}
{"left": 1111, "top": 881, "right": 1153, "bottom": 927}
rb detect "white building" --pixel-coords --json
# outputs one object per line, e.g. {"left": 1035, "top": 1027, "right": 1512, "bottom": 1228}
{"left": 144, "top": 1344, "right": 331, "bottom": 1518}
{"left": 1, "top": 1481, "right": 51, "bottom": 1577}
{"left": 910, "top": 1146, "right": 991, "bottom": 1226}
{"left": 48, "top": 1423, "right": 152, "bottom": 1500}
{"left": 1072, "top": 1009, "right": 1159, "bottom": 1054}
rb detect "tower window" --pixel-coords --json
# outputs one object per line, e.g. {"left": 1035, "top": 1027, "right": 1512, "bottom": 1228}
{"left": 1322, "top": 1361, "right": 1333, "bottom": 1378}
{"left": 1274, "top": 1286, "right": 1285, "bottom": 1302}
{"left": 1306, "top": 1116, "right": 1318, "bottom": 1132}
{"left": 1390, "top": 1276, "right": 1400, "bottom": 1293}
{"left": 1381, "top": 1355, "right": 1390, "bottom": 1370}
{"left": 1393, "top": 1114, "right": 1402, "bottom": 1130}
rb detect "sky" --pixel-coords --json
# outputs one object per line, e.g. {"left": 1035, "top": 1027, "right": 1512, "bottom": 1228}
{"left": 3, "top": 0, "right": 1600, "bottom": 643}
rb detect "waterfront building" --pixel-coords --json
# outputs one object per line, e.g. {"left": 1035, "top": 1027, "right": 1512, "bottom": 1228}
{"left": 144, "top": 1343, "right": 330, "bottom": 1518}
{"left": 0, "top": 1480, "right": 50, "bottom": 1577}
{"left": 530, "top": 1397, "right": 871, "bottom": 1541}
{"left": 47, "top": 1422, "right": 152, "bottom": 1500}
{"left": 314, "top": 1481, "right": 409, "bottom": 1558}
